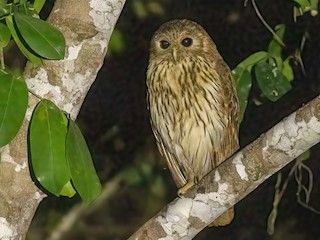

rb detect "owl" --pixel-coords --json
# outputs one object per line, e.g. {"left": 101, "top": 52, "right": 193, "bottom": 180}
{"left": 146, "top": 19, "right": 239, "bottom": 226}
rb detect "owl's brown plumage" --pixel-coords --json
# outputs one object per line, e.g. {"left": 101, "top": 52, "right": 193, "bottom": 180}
{"left": 146, "top": 19, "right": 239, "bottom": 226}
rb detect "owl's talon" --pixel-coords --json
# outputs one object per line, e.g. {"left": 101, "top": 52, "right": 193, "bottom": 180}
{"left": 178, "top": 181, "right": 196, "bottom": 196}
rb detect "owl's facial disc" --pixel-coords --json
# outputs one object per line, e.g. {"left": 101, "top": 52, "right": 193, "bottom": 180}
{"left": 150, "top": 19, "right": 219, "bottom": 63}
{"left": 157, "top": 36, "right": 195, "bottom": 62}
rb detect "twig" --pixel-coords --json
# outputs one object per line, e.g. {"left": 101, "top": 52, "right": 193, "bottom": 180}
{"left": 251, "top": 0, "right": 286, "bottom": 47}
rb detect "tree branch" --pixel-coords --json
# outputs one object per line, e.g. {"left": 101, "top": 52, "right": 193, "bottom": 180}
{"left": 0, "top": 1, "right": 125, "bottom": 239}
{"left": 129, "top": 95, "right": 320, "bottom": 240}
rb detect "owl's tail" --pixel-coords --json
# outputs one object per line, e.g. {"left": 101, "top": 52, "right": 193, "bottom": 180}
{"left": 208, "top": 207, "right": 234, "bottom": 227}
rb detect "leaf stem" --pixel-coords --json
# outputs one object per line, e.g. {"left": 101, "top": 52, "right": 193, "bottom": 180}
{"left": 28, "top": 89, "right": 43, "bottom": 100}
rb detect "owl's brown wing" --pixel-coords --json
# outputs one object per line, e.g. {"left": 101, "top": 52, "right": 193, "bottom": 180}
{"left": 150, "top": 121, "right": 187, "bottom": 188}
{"left": 213, "top": 59, "right": 240, "bottom": 166}
{"left": 207, "top": 58, "right": 239, "bottom": 227}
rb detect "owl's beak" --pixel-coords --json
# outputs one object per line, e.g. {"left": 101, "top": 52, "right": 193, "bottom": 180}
{"left": 172, "top": 48, "right": 178, "bottom": 62}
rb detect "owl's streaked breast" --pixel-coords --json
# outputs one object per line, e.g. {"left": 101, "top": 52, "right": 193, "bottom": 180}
{"left": 147, "top": 57, "right": 229, "bottom": 182}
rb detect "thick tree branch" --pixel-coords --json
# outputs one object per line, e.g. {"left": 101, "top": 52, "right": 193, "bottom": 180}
{"left": 0, "top": 1, "right": 125, "bottom": 239}
{"left": 129, "top": 95, "right": 320, "bottom": 240}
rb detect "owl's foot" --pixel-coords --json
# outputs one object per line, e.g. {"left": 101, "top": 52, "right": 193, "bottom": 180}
{"left": 208, "top": 207, "right": 234, "bottom": 227}
{"left": 178, "top": 180, "right": 197, "bottom": 196}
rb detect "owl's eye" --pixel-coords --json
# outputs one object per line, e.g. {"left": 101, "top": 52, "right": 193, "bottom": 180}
{"left": 160, "top": 40, "right": 170, "bottom": 49}
{"left": 181, "top": 38, "right": 193, "bottom": 47}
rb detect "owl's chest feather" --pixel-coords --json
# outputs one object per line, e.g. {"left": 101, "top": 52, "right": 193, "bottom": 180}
{"left": 149, "top": 62, "right": 227, "bottom": 147}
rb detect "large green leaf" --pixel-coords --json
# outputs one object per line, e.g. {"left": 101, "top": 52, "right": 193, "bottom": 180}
{"left": 293, "top": 0, "right": 311, "bottom": 7}
{"left": 255, "top": 62, "right": 292, "bottom": 102}
{"left": 14, "top": 12, "right": 65, "bottom": 59}
{"left": 237, "top": 51, "right": 268, "bottom": 70}
{"left": 0, "top": 22, "right": 11, "bottom": 48}
{"left": 233, "top": 51, "right": 268, "bottom": 122}
{"left": 33, "top": 0, "right": 46, "bottom": 14}
{"left": 0, "top": 71, "right": 28, "bottom": 147}
{"left": 233, "top": 67, "right": 252, "bottom": 122}
{"left": 29, "top": 100, "right": 70, "bottom": 196}
{"left": 66, "top": 120, "right": 102, "bottom": 203}
{"left": 6, "top": 15, "right": 42, "bottom": 65}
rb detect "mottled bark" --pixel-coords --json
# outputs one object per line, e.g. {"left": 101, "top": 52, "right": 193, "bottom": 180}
{"left": 0, "top": 0, "right": 125, "bottom": 239}
{"left": 129, "top": 95, "right": 320, "bottom": 240}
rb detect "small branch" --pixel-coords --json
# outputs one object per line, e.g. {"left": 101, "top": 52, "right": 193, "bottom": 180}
{"left": 251, "top": 0, "right": 286, "bottom": 47}
{"left": 129, "top": 95, "right": 320, "bottom": 239}
{"left": 267, "top": 160, "right": 298, "bottom": 235}
{"left": 49, "top": 176, "right": 122, "bottom": 240}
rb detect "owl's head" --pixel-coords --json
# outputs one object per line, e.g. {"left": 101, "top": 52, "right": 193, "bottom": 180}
{"left": 149, "top": 19, "right": 217, "bottom": 62}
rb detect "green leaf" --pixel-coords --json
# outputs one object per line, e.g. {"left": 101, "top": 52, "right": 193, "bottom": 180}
{"left": 282, "top": 58, "right": 294, "bottom": 81}
{"left": 293, "top": 0, "right": 311, "bottom": 7}
{"left": 66, "top": 120, "right": 102, "bottom": 203}
{"left": 33, "top": 0, "right": 46, "bottom": 14}
{"left": 255, "top": 62, "right": 292, "bottom": 102}
{"left": 29, "top": 100, "right": 70, "bottom": 196}
{"left": 296, "top": 149, "right": 310, "bottom": 162}
{"left": 0, "top": 7, "right": 10, "bottom": 20}
{"left": 0, "top": 22, "right": 11, "bottom": 48}
{"left": 237, "top": 51, "right": 268, "bottom": 70}
{"left": 0, "top": 71, "right": 28, "bottom": 147}
{"left": 120, "top": 167, "right": 143, "bottom": 186}
{"left": 268, "top": 24, "right": 286, "bottom": 57}
{"left": 272, "top": 56, "right": 283, "bottom": 71}
{"left": 233, "top": 67, "right": 252, "bottom": 122}
{"left": 310, "top": 0, "right": 319, "bottom": 9}
{"left": 14, "top": 12, "right": 65, "bottom": 59}
{"left": 13, "top": 2, "right": 34, "bottom": 15}
{"left": 109, "top": 29, "right": 126, "bottom": 54}
{"left": 60, "top": 180, "right": 77, "bottom": 198}
{"left": 0, "top": 0, "right": 7, "bottom": 7}
{"left": 6, "top": 15, "right": 42, "bottom": 65}
{"left": 147, "top": 2, "right": 165, "bottom": 16}
{"left": 132, "top": 0, "right": 148, "bottom": 18}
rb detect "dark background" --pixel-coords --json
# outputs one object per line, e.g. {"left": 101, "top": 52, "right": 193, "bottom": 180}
{"left": 27, "top": 1, "right": 320, "bottom": 239}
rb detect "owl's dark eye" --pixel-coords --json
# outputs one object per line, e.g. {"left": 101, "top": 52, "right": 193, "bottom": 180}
{"left": 160, "top": 40, "right": 170, "bottom": 49}
{"left": 181, "top": 38, "right": 193, "bottom": 47}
